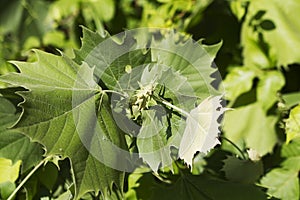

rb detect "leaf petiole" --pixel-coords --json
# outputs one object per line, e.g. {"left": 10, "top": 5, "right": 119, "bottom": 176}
{"left": 156, "top": 96, "right": 190, "bottom": 117}
{"left": 102, "top": 89, "right": 128, "bottom": 97}
{"left": 219, "top": 136, "right": 247, "bottom": 160}
{"left": 7, "top": 156, "right": 50, "bottom": 200}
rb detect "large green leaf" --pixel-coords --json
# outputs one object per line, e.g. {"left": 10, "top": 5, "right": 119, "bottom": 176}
{"left": 81, "top": 0, "right": 115, "bottom": 26}
{"left": 223, "top": 67, "right": 256, "bottom": 102}
{"left": 0, "top": 96, "right": 43, "bottom": 172}
{"left": 242, "top": 0, "right": 300, "bottom": 67}
{"left": 285, "top": 104, "right": 300, "bottom": 143}
{"left": 282, "top": 138, "right": 300, "bottom": 158}
{"left": 0, "top": 157, "right": 21, "bottom": 184}
{"left": 260, "top": 168, "right": 299, "bottom": 200}
{"left": 75, "top": 27, "right": 221, "bottom": 103}
{"left": 257, "top": 70, "right": 285, "bottom": 111}
{"left": 0, "top": 50, "right": 127, "bottom": 199}
{"left": 282, "top": 92, "right": 300, "bottom": 109}
{"left": 260, "top": 132, "right": 300, "bottom": 200}
{"left": 223, "top": 103, "right": 278, "bottom": 156}
{"left": 0, "top": 0, "right": 23, "bottom": 34}
{"left": 135, "top": 172, "right": 267, "bottom": 200}
{"left": 74, "top": 27, "right": 223, "bottom": 171}
{"left": 281, "top": 138, "right": 300, "bottom": 171}
{"left": 0, "top": 0, "right": 53, "bottom": 45}
{"left": 137, "top": 109, "right": 172, "bottom": 172}
{"left": 222, "top": 156, "right": 263, "bottom": 184}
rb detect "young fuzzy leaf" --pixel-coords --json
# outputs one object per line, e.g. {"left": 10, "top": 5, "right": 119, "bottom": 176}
{"left": 179, "top": 96, "right": 224, "bottom": 168}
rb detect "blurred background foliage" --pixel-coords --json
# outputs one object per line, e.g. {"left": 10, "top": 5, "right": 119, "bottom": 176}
{"left": 0, "top": 0, "right": 299, "bottom": 199}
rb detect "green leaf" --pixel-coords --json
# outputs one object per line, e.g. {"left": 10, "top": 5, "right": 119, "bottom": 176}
{"left": 229, "top": 0, "right": 247, "bottom": 21}
{"left": 0, "top": 0, "right": 23, "bottom": 34}
{"left": 0, "top": 158, "right": 21, "bottom": 183}
{"left": 281, "top": 138, "right": 300, "bottom": 158}
{"left": 75, "top": 28, "right": 223, "bottom": 171}
{"left": 82, "top": 0, "right": 115, "bottom": 22}
{"left": 135, "top": 172, "right": 267, "bottom": 200}
{"left": 137, "top": 108, "right": 172, "bottom": 172}
{"left": 37, "top": 162, "right": 59, "bottom": 191}
{"left": 242, "top": 0, "right": 300, "bottom": 67}
{"left": 75, "top": 27, "right": 152, "bottom": 93}
{"left": 0, "top": 96, "right": 43, "bottom": 172}
{"left": 0, "top": 97, "right": 19, "bottom": 132}
{"left": 222, "top": 156, "right": 263, "bottom": 184}
{"left": 282, "top": 92, "right": 300, "bottom": 109}
{"left": 0, "top": 0, "right": 54, "bottom": 46}
{"left": 281, "top": 138, "right": 300, "bottom": 171}
{"left": 257, "top": 71, "right": 285, "bottom": 110}
{"left": 285, "top": 104, "right": 300, "bottom": 143}
{"left": 281, "top": 157, "right": 300, "bottom": 171}
{"left": 223, "top": 67, "right": 256, "bottom": 102}
{"left": 223, "top": 103, "right": 278, "bottom": 156}
{"left": 76, "top": 28, "right": 221, "bottom": 101}
{"left": 0, "top": 181, "right": 15, "bottom": 200}
{"left": 54, "top": 190, "right": 73, "bottom": 200}
{"left": 151, "top": 33, "right": 222, "bottom": 101}
{"left": 179, "top": 96, "right": 224, "bottom": 167}
{"left": 260, "top": 139, "right": 300, "bottom": 200}
{"left": 260, "top": 168, "right": 299, "bottom": 200}
{"left": 0, "top": 50, "right": 126, "bottom": 199}
{"left": 74, "top": 27, "right": 108, "bottom": 64}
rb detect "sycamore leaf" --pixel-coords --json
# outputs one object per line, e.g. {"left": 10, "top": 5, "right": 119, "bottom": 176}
{"left": 282, "top": 92, "right": 300, "bottom": 109}
{"left": 281, "top": 138, "right": 300, "bottom": 158}
{"left": 223, "top": 103, "right": 278, "bottom": 156}
{"left": 223, "top": 67, "right": 256, "bottom": 102}
{"left": 74, "top": 27, "right": 152, "bottom": 92}
{"left": 76, "top": 28, "right": 221, "bottom": 107}
{"left": 74, "top": 26, "right": 108, "bottom": 64}
{"left": 260, "top": 168, "right": 299, "bottom": 200}
{"left": 242, "top": 0, "right": 300, "bottom": 67}
{"left": 260, "top": 138, "right": 300, "bottom": 200}
{"left": 257, "top": 71, "right": 285, "bottom": 111}
{"left": 0, "top": 96, "right": 43, "bottom": 172}
{"left": 135, "top": 172, "right": 267, "bottom": 200}
{"left": 230, "top": 0, "right": 246, "bottom": 21}
{"left": 0, "top": 181, "right": 15, "bottom": 200}
{"left": 0, "top": 50, "right": 126, "bottom": 199}
{"left": 0, "top": 158, "right": 21, "bottom": 183}
{"left": 222, "top": 156, "right": 263, "bottom": 184}
{"left": 179, "top": 96, "right": 224, "bottom": 167}
{"left": 281, "top": 138, "right": 300, "bottom": 171}
{"left": 151, "top": 31, "right": 223, "bottom": 102}
{"left": 75, "top": 28, "right": 223, "bottom": 172}
{"left": 285, "top": 104, "right": 300, "bottom": 143}
{"left": 137, "top": 108, "right": 173, "bottom": 172}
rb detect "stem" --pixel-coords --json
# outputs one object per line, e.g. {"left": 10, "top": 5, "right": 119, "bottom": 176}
{"left": 220, "top": 136, "right": 247, "bottom": 160}
{"left": 152, "top": 172, "right": 172, "bottom": 184}
{"left": 227, "top": 100, "right": 235, "bottom": 109}
{"left": 157, "top": 97, "right": 190, "bottom": 117}
{"left": 102, "top": 90, "right": 128, "bottom": 97}
{"left": 7, "top": 157, "right": 48, "bottom": 200}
